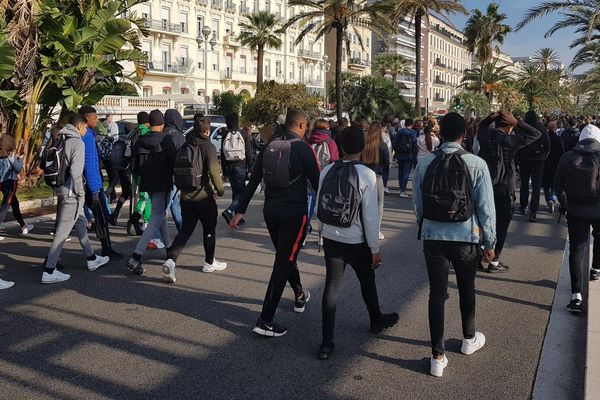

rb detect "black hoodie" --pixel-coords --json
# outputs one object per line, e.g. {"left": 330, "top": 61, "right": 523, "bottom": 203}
{"left": 133, "top": 130, "right": 176, "bottom": 193}
{"left": 164, "top": 109, "right": 186, "bottom": 150}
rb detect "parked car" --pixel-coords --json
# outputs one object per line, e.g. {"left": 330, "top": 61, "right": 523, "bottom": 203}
{"left": 182, "top": 114, "right": 226, "bottom": 131}
{"left": 184, "top": 123, "right": 227, "bottom": 153}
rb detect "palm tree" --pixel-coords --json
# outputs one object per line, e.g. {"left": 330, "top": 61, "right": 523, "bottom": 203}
{"left": 461, "top": 60, "right": 512, "bottom": 103}
{"left": 533, "top": 48, "right": 561, "bottom": 71}
{"left": 391, "top": 1, "right": 467, "bottom": 114}
{"left": 464, "top": 3, "right": 511, "bottom": 93}
{"left": 283, "top": 0, "right": 395, "bottom": 121}
{"left": 372, "top": 52, "right": 412, "bottom": 86}
{"left": 237, "top": 11, "right": 283, "bottom": 89}
{"left": 451, "top": 91, "right": 490, "bottom": 117}
{"left": 517, "top": 64, "right": 548, "bottom": 111}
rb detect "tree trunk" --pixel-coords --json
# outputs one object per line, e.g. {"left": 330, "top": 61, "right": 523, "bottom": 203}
{"left": 335, "top": 26, "right": 344, "bottom": 122}
{"left": 414, "top": 12, "right": 423, "bottom": 116}
{"left": 392, "top": 72, "right": 398, "bottom": 87}
{"left": 256, "top": 45, "right": 264, "bottom": 90}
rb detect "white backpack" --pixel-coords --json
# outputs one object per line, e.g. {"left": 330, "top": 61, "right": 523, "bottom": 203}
{"left": 223, "top": 130, "right": 246, "bottom": 161}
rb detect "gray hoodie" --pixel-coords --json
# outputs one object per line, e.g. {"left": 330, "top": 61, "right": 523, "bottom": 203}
{"left": 54, "top": 124, "right": 86, "bottom": 200}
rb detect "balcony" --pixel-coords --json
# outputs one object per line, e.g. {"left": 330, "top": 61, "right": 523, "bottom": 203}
{"left": 240, "top": 5, "right": 250, "bottom": 14}
{"left": 434, "top": 78, "right": 447, "bottom": 85}
{"left": 211, "top": 0, "right": 223, "bottom": 10}
{"left": 221, "top": 69, "right": 233, "bottom": 79}
{"left": 196, "top": 0, "right": 208, "bottom": 5}
{"left": 297, "top": 49, "right": 321, "bottom": 60}
{"left": 144, "top": 61, "right": 189, "bottom": 75}
{"left": 143, "top": 19, "right": 182, "bottom": 35}
{"left": 225, "top": 1, "right": 236, "bottom": 13}
{"left": 433, "top": 97, "right": 446, "bottom": 103}
{"left": 223, "top": 34, "right": 241, "bottom": 47}
{"left": 347, "top": 58, "right": 371, "bottom": 68}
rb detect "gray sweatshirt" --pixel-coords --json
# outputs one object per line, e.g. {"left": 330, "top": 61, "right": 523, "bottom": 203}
{"left": 317, "top": 162, "right": 380, "bottom": 254}
{"left": 54, "top": 124, "right": 86, "bottom": 200}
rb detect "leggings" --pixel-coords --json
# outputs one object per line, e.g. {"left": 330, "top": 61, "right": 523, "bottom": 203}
{"left": 0, "top": 179, "right": 26, "bottom": 227}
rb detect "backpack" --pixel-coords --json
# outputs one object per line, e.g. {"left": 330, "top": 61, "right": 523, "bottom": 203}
{"left": 421, "top": 149, "right": 475, "bottom": 223}
{"left": 41, "top": 134, "right": 72, "bottom": 188}
{"left": 395, "top": 134, "right": 412, "bottom": 155}
{"left": 262, "top": 136, "right": 301, "bottom": 188}
{"left": 99, "top": 136, "right": 114, "bottom": 161}
{"left": 564, "top": 149, "right": 600, "bottom": 205}
{"left": 222, "top": 130, "right": 246, "bottom": 162}
{"left": 312, "top": 141, "right": 331, "bottom": 167}
{"left": 317, "top": 161, "right": 361, "bottom": 228}
{"left": 173, "top": 143, "right": 203, "bottom": 191}
{"left": 110, "top": 139, "right": 130, "bottom": 171}
{"left": 562, "top": 128, "right": 579, "bottom": 152}
{"left": 477, "top": 132, "right": 506, "bottom": 186}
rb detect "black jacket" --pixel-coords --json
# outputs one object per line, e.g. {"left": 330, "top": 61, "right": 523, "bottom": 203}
{"left": 180, "top": 134, "right": 225, "bottom": 201}
{"left": 134, "top": 131, "right": 176, "bottom": 193}
{"left": 164, "top": 109, "right": 186, "bottom": 150}
{"left": 542, "top": 131, "right": 565, "bottom": 188}
{"left": 238, "top": 131, "right": 320, "bottom": 217}
{"left": 365, "top": 142, "right": 391, "bottom": 176}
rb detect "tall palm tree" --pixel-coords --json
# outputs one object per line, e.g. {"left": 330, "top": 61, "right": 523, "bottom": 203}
{"left": 451, "top": 91, "right": 490, "bottom": 117}
{"left": 391, "top": 0, "right": 467, "bottom": 114}
{"left": 461, "top": 60, "right": 512, "bottom": 103}
{"left": 372, "top": 52, "right": 412, "bottom": 86}
{"left": 533, "top": 48, "right": 561, "bottom": 70}
{"left": 283, "top": 0, "right": 395, "bottom": 121}
{"left": 237, "top": 11, "right": 283, "bottom": 89}
{"left": 517, "top": 64, "right": 548, "bottom": 111}
{"left": 464, "top": 3, "right": 511, "bottom": 93}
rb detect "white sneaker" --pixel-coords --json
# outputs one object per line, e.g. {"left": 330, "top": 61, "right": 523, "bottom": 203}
{"left": 0, "top": 236, "right": 4, "bottom": 241}
{"left": 379, "top": 232, "right": 385, "bottom": 240}
{"left": 430, "top": 355, "right": 448, "bottom": 377}
{"left": 41, "top": 270, "right": 71, "bottom": 284}
{"left": 384, "top": 187, "right": 390, "bottom": 194}
{"left": 50, "top": 232, "right": 71, "bottom": 242}
{"left": 0, "top": 278, "right": 15, "bottom": 290}
{"left": 21, "top": 224, "right": 34, "bottom": 235}
{"left": 461, "top": 331, "right": 486, "bottom": 355}
{"left": 162, "top": 259, "right": 176, "bottom": 283}
{"left": 87, "top": 255, "right": 110, "bottom": 271}
{"left": 202, "top": 259, "right": 227, "bottom": 273}
{"left": 399, "top": 192, "right": 409, "bottom": 198}
{"left": 152, "top": 239, "right": 165, "bottom": 249}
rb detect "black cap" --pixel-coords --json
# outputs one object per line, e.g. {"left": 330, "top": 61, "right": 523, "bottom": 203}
{"left": 149, "top": 109, "right": 164, "bottom": 127}
{"left": 137, "top": 111, "right": 150, "bottom": 124}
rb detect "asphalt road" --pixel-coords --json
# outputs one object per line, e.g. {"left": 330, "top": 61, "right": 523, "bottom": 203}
{"left": 0, "top": 180, "right": 568, "bottom": 400}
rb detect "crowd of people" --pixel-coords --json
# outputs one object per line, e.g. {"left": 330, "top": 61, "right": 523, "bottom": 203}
{"left": 1, "top": 105, "right": 600, "bottom": 377}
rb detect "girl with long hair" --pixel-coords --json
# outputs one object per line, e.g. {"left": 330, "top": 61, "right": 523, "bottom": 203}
{"left": 417, "top": 124, "right": 440, "bottom": 161}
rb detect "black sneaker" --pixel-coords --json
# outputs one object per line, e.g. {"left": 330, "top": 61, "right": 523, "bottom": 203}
{"left": 486, "top": 262, "right": 510, "bottom": 274}
{"left": 318, "top": 343, "right": 335, "bottom": 360}
{"left": 102, "top": 248, "right": 123, "bottom": 259}
{"left": 517, "top": 206, "right": 527, "bottom": 215}
{"left": 221, "top": 209, "right": 234, "bottom": 225}
{"left": 294, "top": 289, "right": 310, "bottom": 313}
{"left": 370, "top": 312, "right": 400, "bottom": 334}
{"left": 591, "top": 269, "right": 600, "bottom": 281}
{"left": 528, "top": 214, "right": 537, "bottom": 223}
{"left": 108, "top": 212, "right": 118, "bottom": 226}
{"left": 126, "top": 257, "right": 144, "bottom": 275}
{"left": 252, "top": 318, "right": 287, "bottom": 337}
{"left": 567, "top": 299, "right": 583, "bottom": 313}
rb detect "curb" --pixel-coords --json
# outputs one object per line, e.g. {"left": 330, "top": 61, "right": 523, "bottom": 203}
{"left": 586, "top": 234, "right": 599, "bottom": 400}
{"left": 20, "top": 196, "right": 57, "bottom": 213}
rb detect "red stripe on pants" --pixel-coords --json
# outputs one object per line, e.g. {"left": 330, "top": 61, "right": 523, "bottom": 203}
{"left": 289, "top": 215, "right": 307, "bottom": 262}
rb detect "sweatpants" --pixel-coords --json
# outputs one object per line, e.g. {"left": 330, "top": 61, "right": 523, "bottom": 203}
{"left": 46, "top": 196, "right": 94, "bottom": 270}
{"left": 168, "top": 197, "right": 217, "bottom": 264}
{"left": 260, "top": 213, "right": 308, "bottom": 323}
{"left": 0, "top": 179, "right": 26, "bottom": 227}
{"left": 133, "top": 191, "right": 172, "bottom": 256}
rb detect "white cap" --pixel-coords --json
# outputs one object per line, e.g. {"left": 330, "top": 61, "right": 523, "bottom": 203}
{"left": 579, "top": 124, "right": 600, "bottom": 142}
{"left": 276, "top": 114, "right": 286, "bottom": 125}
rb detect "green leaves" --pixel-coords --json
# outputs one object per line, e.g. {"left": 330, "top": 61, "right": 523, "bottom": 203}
{"left": 0, "top": 39, "right": 16, "bottom": 81}
{"left": 62, "top": 87, "right": 83, "bottom": 110}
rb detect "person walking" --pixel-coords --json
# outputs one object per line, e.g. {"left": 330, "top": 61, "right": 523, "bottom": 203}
{"left": 477, "top": 111, "right": 541, "bottom": 273}
{"left": 555, "top": 124, "right": 600, "bottom": 313}
{"left": 79, "top": 106, "right": 121, "bottom": 259}
{"left": 221, "top": 112, "right": 252, "bottom": 225}
{"left": 393, "top": 118, "right": 418, "bottom": 197}
{"left": 416, "top": 124, "right": 440, "bottom": 162}
{"left": 317, "top": 126, "right": 398, "bottom": 360}
{"left": 162, "top": 114, "right": 227, "bottom": 283}
{"left": 0, "top": 135, "right": 33, "bottom": 239}
{"left": 126, "top": 110, "right": 177, "bottom": 275}
{"left": 381, "top": 125, "right": 393, "bottom": 193}
{"left": 542, "top": 121, "right": 564, "bottom": 213}
{"left": 361, "top": 121, "right": 390, "bottom": 240}
{"left": 413, "top": 112, "right": 496, "bottom": 377}
{"left": 41, "top": 113, "right": 110, "bottom": 284}
{"left": 229, "top": 109, "right": 320, "bottom": 337}
{"left": 163, "top": 109, "right": 185, "bottom": 232}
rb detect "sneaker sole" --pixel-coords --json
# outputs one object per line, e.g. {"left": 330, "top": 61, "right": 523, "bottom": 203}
{"left": 293, "top": 306, "right": 305, "bottom": 313}
{"left": 252, "top": 326, "right": 287, "bottom": 337}
{"left": 202, "top": 265, "right": 227, "bottom": 273}
{"left": 41, "top": 277, "right": 70, "bottom": 284}
{"left": 88, "top": 258, "right": 110, "bottom": 272}
{"left": 567, "top": 307, "right": 583, "bottom": 313}
{"left": 162, "top": 265, "right": 176, "bottom": 283}
{"left": 461, "top": 337, "right": 486, "bottom": 355}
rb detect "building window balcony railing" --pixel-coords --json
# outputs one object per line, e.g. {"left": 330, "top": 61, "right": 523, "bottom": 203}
{"left": 196, "top": 0, "right": 208, "bottom": 5}
{"left": 240, "top": 5, "right": 250, "bottom": 13}
{"left": 144, "top": 61, "right": 189, "bottom": 74}
{"left": 144, "top": 19, "right": 182, "bottom": 34}
{"left": 297, "top": 49, "right": 321, "bottom": 59}
{"left": 211, "top": 0, "right": 223, "bottom": 10}
{"left": 434, "top": 78, "right": 446, "bottom": 85}
{"left": 347, "top": 57, "right": 371, "bottom": 67}
{"left": 223, "top": 34, "right": 241, "bottom": 47}
{"left": 221, "top": 69, "right": 233, "bottom": 79}
{"left": 225, "top": 1, "right": 236, "bottom": 12}
{"left": 433, "top": 96, "right": 445, "bottom": 102}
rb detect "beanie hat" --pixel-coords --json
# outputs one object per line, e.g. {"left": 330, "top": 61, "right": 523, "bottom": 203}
{"left": 137, "top": 111, "right": 150, "bottom": 124}
{"left": 149, "top": 109, "right": 164, "bottom": 127}
{"left": 579, "top": 124, "right": 600, "bottom": 142}
{"left": 341, "top": 126, "right": 365, "bottom": 155}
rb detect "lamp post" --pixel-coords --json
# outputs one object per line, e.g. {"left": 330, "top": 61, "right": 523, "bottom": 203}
{"left": 319, "top": 54, "right": 331, "bottom": 111}
{"left": 197, "top": 25, "right": 217, "bottom": 115}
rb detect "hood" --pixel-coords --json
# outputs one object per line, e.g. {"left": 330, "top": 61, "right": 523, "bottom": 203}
{"left": 579, "top": 124, "right": 600, "bottom": 142}
{"left": 164, "top": 109, "right": 184, "bottom": 133}
{"left": 574, "top": 138, "right": 600, "bottom": 154}
{"left": 188, "top": 134, "right": 210, "bottom": 146}
{"left": 136, "top": 130, "right": 163, "bottom": 152}
{"left": 308, "top": 129, "right": 331, "bottom": 144}
{"left": 59, "top": 124, "right": 82, "bottom": 139}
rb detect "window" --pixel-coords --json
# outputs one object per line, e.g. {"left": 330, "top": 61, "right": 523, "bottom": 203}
{"left": 277, "top": 3, "right": 282, "bottom": 17}
{"left": 212, "top": 51, "right": 219, "bottom": 71}
{"left": 275, "top": 60, "right": 281, "bottom": 77}
{"left": 265, "top": 0, "right": 270, "bottom": 12}
{"left": 180, "top": 46, "right": 188, "bottom": 65}
{"left": 197, "top": 16, "right": 204, "bottom": 33}
{"left": 141, "top": 3, "right": 150, "bottom": 19}
{"left": 181, "top": 87, "right": 190, "bottom": 94}
{"left": 240, "top": 55, "right": 247, "bottom": 73}
{"left": 180, "top": 11, "right": 187, "bottom": 33}
{"left": 161, "top": 7, "right": 170, "bottom": 25}
{"left": 265, "top": 59, "right": 271, "bottom": 78}
{"left": 212, "top": 19, "right": 219, "bottom": 39}
{"left": 290, "top": 62, "right": 295, "bottom": 79}
{"left": 142, "top": 40, "right": 151, "bottom": 60}
{"left": 289, "top": 37, "right": 295, "bottom": 51}
{"left": 253, "top": 0, "right": 258, "bottom": 12}
{"left": 226, "top": 22, "right": 233, "bottom": 36}
{"left": 162, "top": 86, "right": 172, "bottom": 95}
{"left": 143, "top": 86, "right": 152, "bottom": 97}
{"left": 366, "top": 37, "right": 370, "bottom": 48}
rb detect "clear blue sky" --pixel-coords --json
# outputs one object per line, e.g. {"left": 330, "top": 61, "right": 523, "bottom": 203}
{"left": 449, "top": 0, "right": 579, "bottom": 69}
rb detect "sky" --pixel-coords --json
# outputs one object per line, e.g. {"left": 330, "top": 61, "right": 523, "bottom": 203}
{"left": 449, "top": 0, "right": 580, "bottom": 70}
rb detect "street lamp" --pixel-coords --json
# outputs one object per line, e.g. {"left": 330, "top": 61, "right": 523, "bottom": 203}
{"left": 319, "top": 54, "right": 331, "bottom": 111}
{"left": 197, "top": 25, "right": 216, "bottom": 115}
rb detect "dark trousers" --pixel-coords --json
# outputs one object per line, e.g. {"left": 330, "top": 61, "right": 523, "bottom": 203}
{"left": 423, "top": 240, "right": 478, "bottom": 357}
{"left": 519, "top": 160, "right": 545, "bottom": 215}
{"left": 0, "top": 179, "right": 25, "bottom": 226}
{"left": 397, "top": 159, "right": 413, "bottom": 192}
{"left": 109, "top": 169, "right": 132, "bottom": 219}
{"left": 226, "top": 164, "right": 246, "bottom": 213}
{"left": 168, "top": 198, "right": 217, "bottom": 264}
{"left": 321, "top": 238, "right": 382, "bottom": 346}
{"left": 567, "top": 215, "right": 600, "bottom": 293}
{"left": 260, "top": 213, "right": 308, "bottom": 322}
{"left": 104, "top": 160, "right": 118, "bottom": 202}
{"left": 382, "top": 165, "right": 390, "bottom": 187}
{"left": 494, "top": 186, "right": 513, "bottom": 259}
{"left": 85, "top": 188, "right": 112, "bottom": 251}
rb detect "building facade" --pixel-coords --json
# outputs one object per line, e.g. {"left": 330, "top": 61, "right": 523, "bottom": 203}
{"left": 324, "top": 24, "right": 373, "bottom": 82}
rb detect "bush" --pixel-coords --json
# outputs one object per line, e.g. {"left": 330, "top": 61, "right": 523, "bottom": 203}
{"left": 213, "top": 92, "right": 245, "bottom": 116}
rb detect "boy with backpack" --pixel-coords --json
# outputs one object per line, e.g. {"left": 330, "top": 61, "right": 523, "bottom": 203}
{"left": 413, "top": 112, "right": 496, "bottom": 377}
{"left": 229, "top": 109, "right": 320, "bottom": 337}
{"left": 555, "top": 124, "right": 600, "bottom": 313}
{"left": 162, "top": 114, "right": 226, "bottom": 283}
{"left": 316, "top": 126, "right": 398, "bottom": 361}
{"left": 107, "top": 121, "right": 133, "bottom": 225}
{"left": 41, "top": 113, "right": 110, "bottom": 284}
{"left": 393, "top": 118, "right": 418, "bottom": 198}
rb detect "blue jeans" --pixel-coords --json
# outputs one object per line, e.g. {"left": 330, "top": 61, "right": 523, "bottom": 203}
{"left": 153, "top": 186, "right": 182, "bottom": 240}
{"left": 397, "top": 159, "right": 413, "bottom": 192}
{"left": 543, "top": 187, "right": 558, "bottom": 204}
{"left": 226, "top": 164, "right": 247, "bottom": 213}
{"left": 307, "top": 188, "right": 317, "bottom": 234}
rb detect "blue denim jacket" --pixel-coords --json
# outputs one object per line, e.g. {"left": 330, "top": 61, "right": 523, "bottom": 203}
{"left": 413, "top": 142, "right": 497, "bottom": 249}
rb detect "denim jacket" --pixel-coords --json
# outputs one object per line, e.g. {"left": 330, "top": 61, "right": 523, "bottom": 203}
{"left": 413, "top": 142, "right": 497, "bottom": 249}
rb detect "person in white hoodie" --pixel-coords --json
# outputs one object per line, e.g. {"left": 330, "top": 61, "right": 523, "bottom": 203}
{"left": 416, "top": 124, "right": 440, "bottom": 162}
{"left": 316, "top": 126, "right": 399, "bottom": 361}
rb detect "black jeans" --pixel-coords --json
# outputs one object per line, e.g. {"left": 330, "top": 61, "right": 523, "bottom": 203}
{"left": 168, "top": 198, "right": 217, "bottom": 264}
{"left": 494, "top": 186, "right": 513, "bottom": 259}
{"left": 104, "top": 160, "right": 118, "bottom": 202}
{"left": 260, "top": 213, "right": 308, "bottom": 323}
{"left": 0, "top": 179, "right": 25, "bottom": 226}
{"left": 84, "top": 188, "right": 112, "bottom": 251}
{"left": 520, "top": 160, "right": 545, "bottom": 215}
{"left": 321, "top": 238, "right": 383, "bottom": 346}
{"left": 423, "top": 240, "right": 478, "bottom": 357}
{"left": 567, "top": 214, "right": 600, "bottom": 294}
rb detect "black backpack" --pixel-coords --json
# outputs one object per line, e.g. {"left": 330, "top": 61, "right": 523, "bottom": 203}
{"left": 262, "top": 136, "right": 301, "bottom": 188}
{"left": 395, "top": 134, "right": 412, "bottom": 154}
{"left": 173, "top": 143, "right": 203, "bottom": 191}
{"left": 562, "top": 128, "right": 579, "bottom": 152}
{"left": 317, "top": 161, "right": 361, "bottom": 228}
{"left": 565, "top": 149, "right": 600, "bottom": 205}
{"left": 477, "top": 131, "right": 506, "bottom": 186}
{"left": 110, "top": 139, "right": 130, "bottom": 171}
{"left": 41, "top": 134, "right": 72, "bottom": 188}
{"left": 421, "top": 149, "right": 474, "bottom": 222}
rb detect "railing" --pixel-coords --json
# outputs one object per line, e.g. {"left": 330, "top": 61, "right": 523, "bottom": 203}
{"left": 96, "top": 96, "right": 173, "bottom": 110}
{"left": 240, "top": 5, "right": 250, "bottom": 13}
{"left": 297, "top": 49, "right": 320, "bottom": 59}
{"left": 348, "top": 58, "right": 370, "bottom": 67}
{"left": 225, "top": 1, "right": 236, "bottom": 12}
{"left": 221, "top": 69, "right": 233, "bottom": 79}
{"left": 144, "top": 19, "right": 182, "bottom": 34}
{"left": 196, "top": 0, "right": 208, "bottom": 5}
{"left": 433, "top": 97, "right": 445, "bottom": 102}
{"left": 211, "top": 0, "right": 222, "bottom": 10}
{"left": 144, "top": 61, "right": 188, "bottom": 74}
{"left": 434, "top": 61, "right": 447, "bottom": 68}
{"left": 223, "top": 34, "right": 240, "bottom": 46}
{"left": 434, "top": 78, "right": 446, "bottom": 85}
